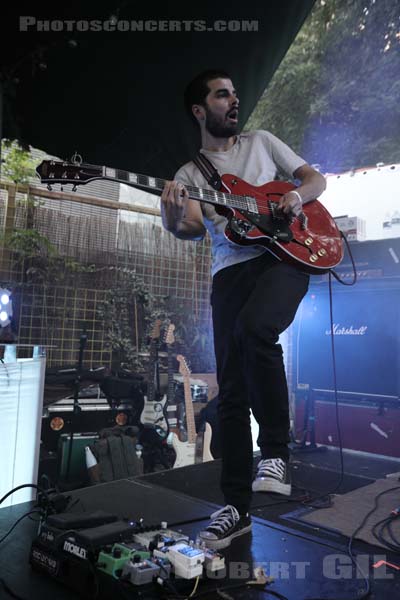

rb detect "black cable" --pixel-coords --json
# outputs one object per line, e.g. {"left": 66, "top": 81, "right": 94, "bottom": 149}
{"left": 283, "top": 241, "right": 357, "bottom": 513}
{"left": 0, "top": 509, "right": 44, "bottom": 546}
{"left": 294, "top": 233, "right": 357, "bottom": 508}
{"left": 386, "top": 519, "right": 400, "bottom": 549}
{"left": 372, "top": 513, "right": 400, "bottom": 553}
{"left": 0, "top": 483, "right": 49, "bottom": 508}
{"left": 0, "top": 577, "right": 28, "bottom": 600}
{"left": 297, "top": 252, "right": 372, "bottom": 600}
{"left": 287, "top": 271, "right": 346, "bottom": 513}
{"left": 279, "top": 233, "right": 358, "bottom": 512}
{"left": 156, "top": 558, "right": 186, "bottom": 599}
{"left": 183, "top": 581, "right": 290, "bottom": 600}
{"left": 333, "top": 485, "right": 400, "bottom": 600}
{"left": 329, "top": 232, "right": 357, "bottom": 287}
{"left": 296, "top": 232, "right": 358, "bottom": 510}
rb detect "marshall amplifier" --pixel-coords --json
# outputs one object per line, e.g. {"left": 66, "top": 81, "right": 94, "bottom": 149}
{"left": 312, "top": 236, "right": 400, "bottom": 283}
{"left": 291, "top": 279, "right": 400, "bottom": 402}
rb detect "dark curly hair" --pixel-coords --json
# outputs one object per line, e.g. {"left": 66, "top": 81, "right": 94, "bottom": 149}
{"left": 184, "top": 69, "right": 231, "bottom": 125}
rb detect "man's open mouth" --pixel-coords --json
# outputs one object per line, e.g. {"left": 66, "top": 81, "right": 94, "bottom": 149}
{"left": 227, "top": 109, "right": 239, "bottom": 122}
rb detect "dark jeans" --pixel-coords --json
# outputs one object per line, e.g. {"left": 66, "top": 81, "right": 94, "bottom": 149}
{"left": 211, "top": 252, "right": 309, "bottom": 514}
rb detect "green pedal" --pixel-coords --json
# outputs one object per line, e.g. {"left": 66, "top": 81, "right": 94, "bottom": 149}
{"left": 97, "top": 543, "right": 150, "bottom": 578}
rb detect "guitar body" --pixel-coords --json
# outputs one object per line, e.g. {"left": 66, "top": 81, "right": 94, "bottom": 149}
{"left": 195, "top": 422, "right": 213, "bottom": 464}
{"left": 166, "top": 433, "right": 196, "bottom": 468}
{"left": 140, "top": 395, "right": 168, "bottom": 430}
{"left": 139, "top": 320, "right": 170, "bottom": 434}
{"left": 218, "top": 176, "right": 343, "bottom": 274}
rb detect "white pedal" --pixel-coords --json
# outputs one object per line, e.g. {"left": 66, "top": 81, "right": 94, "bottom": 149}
{"left": 156, "top": 543, "right": 204, "bottom": 579}
{"left": 203, "top": 547, "right": 225, "bottom": 573}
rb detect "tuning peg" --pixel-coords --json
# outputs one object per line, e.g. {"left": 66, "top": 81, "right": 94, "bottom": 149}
{"left": 47, "top": 184, "right": 53, "bottom": 192}
{"left": 72, "top": 185, "right": 77, "bottom": 192}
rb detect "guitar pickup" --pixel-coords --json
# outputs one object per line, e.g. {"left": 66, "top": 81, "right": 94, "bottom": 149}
{"left": 245, "top": 197, "right": 258, "bottom": 213}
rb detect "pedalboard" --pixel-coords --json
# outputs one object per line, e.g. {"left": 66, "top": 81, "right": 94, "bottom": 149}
{"left": 30, "top": 511, "right": 225, "bottom": 598}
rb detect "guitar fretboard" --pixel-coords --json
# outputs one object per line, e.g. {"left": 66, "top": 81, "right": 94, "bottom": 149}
{"left": 182, "top": 376, "right": 197, "bottom": 445}
{"left": 100, "top": 165, "right": 259, "bottom": 214}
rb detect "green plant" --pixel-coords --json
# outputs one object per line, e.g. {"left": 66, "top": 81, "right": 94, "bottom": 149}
{"left": 3, "top": 228, "right": 96, "bottom": 284}
{"left": 1, "top": 139, "right": 37, "bottom": 184}
{"left": 96, "top": 266, "right": 162, "bottom": 371}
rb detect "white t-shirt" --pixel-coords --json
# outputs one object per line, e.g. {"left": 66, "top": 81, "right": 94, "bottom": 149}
{"left": 174, "top": 130, "right": 306, "bottom": 276}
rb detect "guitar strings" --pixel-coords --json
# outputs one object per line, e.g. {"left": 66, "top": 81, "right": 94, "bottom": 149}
{"left": 45, "top": 161, "right": 320, "bottom": 225}
{"left": 55, "top": 162, "right": 299, "bottom": 214}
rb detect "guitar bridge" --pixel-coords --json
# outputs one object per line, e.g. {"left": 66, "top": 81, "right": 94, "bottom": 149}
{"left": 298, "top": 211, "right": 308, "bottom": 230}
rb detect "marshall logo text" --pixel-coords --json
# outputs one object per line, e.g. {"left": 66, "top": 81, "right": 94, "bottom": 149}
{"left": 325, "top": 324, "right": 368, "bottom": 336}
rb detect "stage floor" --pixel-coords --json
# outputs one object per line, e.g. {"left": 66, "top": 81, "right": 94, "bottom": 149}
{"left": 1, "top": 450, "right": 400, "bottom": 600}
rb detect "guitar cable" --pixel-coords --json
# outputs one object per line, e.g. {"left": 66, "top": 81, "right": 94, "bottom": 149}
{"left": 300, "top": 234, "right": 374, "bottom": 600}
{"left": 300, "top": 230, "right": 358, "bottom": 507}
{"left": 253, "top": 230, "right": 358, "bottom": 511}
{"left": 248, "top": 233, "right": 373, "bottom": 600}
{"left": 329, "top": 231, "right": 358, "bottom": 287}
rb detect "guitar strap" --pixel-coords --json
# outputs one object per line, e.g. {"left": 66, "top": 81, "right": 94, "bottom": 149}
{"left": 193, "top": 152, "right": 223, "bottom": 191}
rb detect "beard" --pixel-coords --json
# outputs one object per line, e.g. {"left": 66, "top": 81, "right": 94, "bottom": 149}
{"left": 204, "top": 105, "right": 239, "bottom": 138}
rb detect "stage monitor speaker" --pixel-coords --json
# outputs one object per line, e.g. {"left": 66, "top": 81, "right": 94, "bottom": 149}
{"left": 292, "top": 282, "right": 400, "bottom": 402}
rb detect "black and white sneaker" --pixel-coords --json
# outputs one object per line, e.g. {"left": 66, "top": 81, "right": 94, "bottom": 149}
{"left": 252, "top": 458, "right": 291, "bottom": 495}
{"left": 199, "top": 505, "right": 252, "bottom": 550}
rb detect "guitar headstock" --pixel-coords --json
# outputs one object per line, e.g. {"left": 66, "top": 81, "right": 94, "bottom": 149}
{"left": 149, "top": 319, "right": 162, "bottom": 341}
{"left": 176, "top": 354, "right": 191, "bottom": 378}
{"left": 36, "top": 160, "right": 102, "bottom": 189}
{"left": 164, "top": 323, "right": 176, "bottom": 346}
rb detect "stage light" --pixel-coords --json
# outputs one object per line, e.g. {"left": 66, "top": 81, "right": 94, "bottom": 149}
{"left": 0, "top": 288, "right": 12, "bottom": 327}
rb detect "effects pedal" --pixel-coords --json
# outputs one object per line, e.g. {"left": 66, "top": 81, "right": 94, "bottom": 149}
{"left": 154, "top": 542, "right": 205, "bottom": 579}
{"left": 97, "top": 542, "right": 150, "bottom": 578}
{"left": 122, "top": 557, "right": 171, "bottom": 585}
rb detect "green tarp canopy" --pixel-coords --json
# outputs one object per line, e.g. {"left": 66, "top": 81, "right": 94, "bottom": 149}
{"left": 1, "top": 1, "right": 315, "bottom": 177}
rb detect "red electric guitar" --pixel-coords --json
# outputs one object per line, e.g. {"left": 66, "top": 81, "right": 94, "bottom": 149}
{"left": 36, "top": 159, "right": 343, "bottom": 274}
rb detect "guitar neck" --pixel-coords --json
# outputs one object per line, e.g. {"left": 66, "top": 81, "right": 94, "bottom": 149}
{"left": 83, "top": 163, "right": 254, "bottom": 213}
{"left": 167, "top": 349, "right": 175, "bottom": 404}
{"left": 146, "top": 340, "right": 158, "bottom": 403}
{"left": 182, "top": 376, "right": 196, "bottom": 445}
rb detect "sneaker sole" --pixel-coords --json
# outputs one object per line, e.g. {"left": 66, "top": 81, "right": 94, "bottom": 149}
{"left": 199, "top": 522, "right": 252, "bottom": 550}
{"left": 252, "top": 479, "right": 291, "bottom": 495}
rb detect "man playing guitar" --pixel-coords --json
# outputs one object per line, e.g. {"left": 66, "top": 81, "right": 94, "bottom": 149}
{"left": 161, "top": 69, "right": 327, "bottom": 550}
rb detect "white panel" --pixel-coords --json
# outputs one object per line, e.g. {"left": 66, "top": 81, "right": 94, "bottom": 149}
{"left": 0, "top": 347, "right": 46, "bottom": 507}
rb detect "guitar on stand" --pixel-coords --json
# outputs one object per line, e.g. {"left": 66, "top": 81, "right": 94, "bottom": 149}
{"left": 140, "top": 320, "right": 168, "bottom": 432}
{"left": 167, "top": 355, "right": 213, "bottom": 468}
{"left": 163, "top": 323, "right": 181, "bottom": 437}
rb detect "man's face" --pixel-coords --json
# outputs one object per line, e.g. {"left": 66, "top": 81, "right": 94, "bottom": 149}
{"left": 202, "top": 78, "right": 240, "bottom": 138}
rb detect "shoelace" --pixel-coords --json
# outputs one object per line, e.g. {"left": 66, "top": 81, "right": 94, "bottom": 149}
{"left": 207, "top": 505, "right": 240, "bottom": 533}
{"left": 257, "top": 458, "right": 285, "bottom": 478}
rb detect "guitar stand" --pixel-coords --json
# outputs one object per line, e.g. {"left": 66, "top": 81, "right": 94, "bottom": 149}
{"left": 62, "top": 331, "right": 88, "bottom": 486}
{"left": 290, "top": 388, "right": 327, "bottom": 454}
